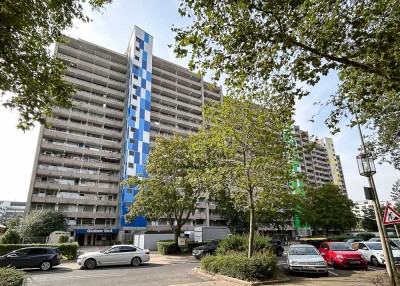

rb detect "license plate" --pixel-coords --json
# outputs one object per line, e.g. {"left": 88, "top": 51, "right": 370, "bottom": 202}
{"left": 348, "top": 261, "right": 360, "bottom": 264}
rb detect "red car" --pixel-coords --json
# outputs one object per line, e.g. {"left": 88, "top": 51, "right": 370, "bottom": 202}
{"left": 319, "top": 242, "right": 368, "bottom": 269}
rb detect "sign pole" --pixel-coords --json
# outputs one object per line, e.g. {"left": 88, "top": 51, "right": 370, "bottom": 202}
{"left": 395, "top": 225, "right": 400, "bottom": 238}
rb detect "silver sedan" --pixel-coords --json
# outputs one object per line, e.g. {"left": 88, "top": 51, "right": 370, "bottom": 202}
{"left": 77, "top": 245, "right": 150, "bottom": 269}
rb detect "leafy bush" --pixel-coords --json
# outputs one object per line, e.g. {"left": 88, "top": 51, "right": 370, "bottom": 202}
{"left": 358, "top": 232, "right": 376, "bottom": 241}
{"left": 201, "top": 252, "right": 277, "bottom": 281}
{"left": 0, "top": 243, "right": 78, "bottom": 260}
{"left": 157, "top": 240, "right": 178, "bottom": 255}
{"left": 217, "top": 234, "right": 273, "bottom": 255}
{"left": 1, "top": 229, "right": 22, "bottom": 244}
{"left": 186, "top": 241, "right": 208, "bottom": 252}
{"left": 328, "top": 235, "right": 353, "bottom": 241}
{"left": 0, "top": 267, "right": 28, "bottom": 286}
{"left": 58, "top": 234, "right": 69, "bottom": 243}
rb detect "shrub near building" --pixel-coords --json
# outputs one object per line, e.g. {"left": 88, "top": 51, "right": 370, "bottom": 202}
{"left": 200, "top": 235, "right": 278, "bottom": 281}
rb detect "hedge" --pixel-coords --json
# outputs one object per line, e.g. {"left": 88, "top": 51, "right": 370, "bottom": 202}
{"left": 0, "top": 267, "right": 28, "bottom": 286}
{"left": 157, "top": 241, "right": 178, "bottom": 255}
{"left": 0, "top": 243, "right": 79, "bottom": 260}
{"left": 201, "top": 252, "right": 277, "bottom": 281}
{"left": 216, "top": 234, "right": 274, "bottom": 255}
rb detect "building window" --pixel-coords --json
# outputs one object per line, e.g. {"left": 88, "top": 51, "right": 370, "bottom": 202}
{"left": 128, "top": 163, "right": 134, "bottom": 168}
{"left": 135, "top": 56, "right": 139, "bottom": 61}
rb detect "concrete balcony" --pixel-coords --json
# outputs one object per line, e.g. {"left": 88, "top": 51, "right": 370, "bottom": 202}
{"left": 47, "top": 118, "right": 122, "bottom": 140}
{"left": 64, "top": 76, "right": 125, "bottom": 99}
{"left": 151, "top": 94, "right": 202, "bottom": 118}
{"left": 35, "top": 168, "right": 120, "bottom": 183}
{"left": 73, "top": 101, "right": 124, "bottom": 120}
{"left": 67, "top": 224, "right": 118, "bottom": 231}
{"left": 52, "top": 107, "right": 123, "bottom": 128}
{"left": 74, "top": 90, "right": 125, "bottom": 110}
{"left": 152, "top": 75, "right": 203, "bottom": 104}
{"left": 38, "top": 154, "right": 120, "bottom": 171}
{"left": 33, "top": 182, "right": 119, "bottom": 194}
{"left": 42, "top": 129, "right": 121, "bottom": 149}
{"left": 152, "top": 65, "right": 202, "bottom": 90}
{"left": 58, "top": 43, "right": 127, "bottom": 72}
{"left": 151, "top": 112, "right": 200, "bottom": 131}
{"left": 65, "top": 67, "right": 125, "bottom": 92}
{"left": 150, "top": 122, "right": 192, "bottom": 137}
{"left": 40, "top": 141, "right": 121, "bottom": 160}
{"left": 63, "top": 212, "right": 116, "bottom": 219}
{"left": 151, "top": 100, "right": 202, "bottom": 122}
{"left": 59, "top": 54, "right": 126, "bottom": 82}
{"left": 31, "top": 195, "right": 118, "bottom": 206}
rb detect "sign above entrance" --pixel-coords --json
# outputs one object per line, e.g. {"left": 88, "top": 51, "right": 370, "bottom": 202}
{"left": 383, "top": 205, "right": 400, "bottom": 225}
{"left": 74, "top": 229, "right": 119, "bottom": 234}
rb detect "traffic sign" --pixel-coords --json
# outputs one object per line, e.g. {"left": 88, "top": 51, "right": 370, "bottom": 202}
{"left": 383, "top": 205, "right": 400, "bottom": 225}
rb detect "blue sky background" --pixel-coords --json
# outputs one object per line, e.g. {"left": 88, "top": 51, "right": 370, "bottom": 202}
{"left": 0, "top": 0, "right": 398, "bottom": 202}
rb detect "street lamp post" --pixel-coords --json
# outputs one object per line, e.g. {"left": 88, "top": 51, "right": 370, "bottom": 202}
{"left": 356, "top": 125, "right": 397, "bottom": 286}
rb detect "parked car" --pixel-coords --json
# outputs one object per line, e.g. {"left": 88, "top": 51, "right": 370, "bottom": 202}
{"left": 77, "top": 245, "right": 150, "bottom": 269}
{"left": 0, "top": 247, "right": 62, "bottom": 271}
{"left": 271, "top": 240, "right": 284, "bottom": 256}
{"left": 287, "top": 244, "right": 328, "bottom": 276}
{"left": 192, "top": 240, "right": 220, "bottom": 259}
{"left": 352, "top": 241, "right": 400, "bottom": 266}
{"left": 368, "top": 237, "right": 381, "bottom": 242}
{"left": 343, "top": 238, "right": 363, "bottom": 244}
{"left": 319, "top": 242, "right": 368, "bottom": 269}
{"left": 298, "top": 237, "right": 329, "bottom": 249}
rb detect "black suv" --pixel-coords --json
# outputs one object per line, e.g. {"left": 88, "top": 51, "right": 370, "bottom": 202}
{"left": 0, "top": 247, "right": 62, "bottom": 271}
{"left": 192, "top": 240, "right": 220, "bottom": 259}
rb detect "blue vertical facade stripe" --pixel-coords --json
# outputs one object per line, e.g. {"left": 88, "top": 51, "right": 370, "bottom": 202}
{"left": 120, "top": 27, "right": 153, "bottom": 228}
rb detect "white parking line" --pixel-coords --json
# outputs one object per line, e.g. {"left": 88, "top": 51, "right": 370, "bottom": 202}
{"left": 328, "top": 270, "right": 339, "bottom": 276}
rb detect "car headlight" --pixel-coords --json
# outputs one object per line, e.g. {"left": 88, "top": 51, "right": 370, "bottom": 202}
{"left": 360, "top": 255, "right": 366, "bottom": 260}
{"left": 378, "top": 253, "right": 385, "bottom": 257}
{"left": 316, "top": 260, "right": 326, "bottom": 265}
{"left": 289, "top": 260, "right": 299, "bottom": 265}
{"left": 337, "top": 255, "right": 343, "bottom": 259}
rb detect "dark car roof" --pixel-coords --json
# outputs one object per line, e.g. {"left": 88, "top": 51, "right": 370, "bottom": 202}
{"left": 16, "top": 247, "right": 59, "bottom": 250}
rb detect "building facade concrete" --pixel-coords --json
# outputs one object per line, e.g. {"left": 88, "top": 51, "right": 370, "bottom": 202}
{"left": 25, "top": 27, "right": 223, "bottom": 245}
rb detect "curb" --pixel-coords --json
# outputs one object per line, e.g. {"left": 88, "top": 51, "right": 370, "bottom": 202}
{"left": 193, "top": 267, "right": 291, "bottom": 285}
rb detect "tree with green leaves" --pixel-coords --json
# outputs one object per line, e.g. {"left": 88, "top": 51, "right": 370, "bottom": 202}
{"left": 21, "top": 210, "right": 67, "bottom": 238}
{"left": 0, "top": 0, "right": 111, "bottom": 130}
{"left": 1, "top": 228, "right": 21, "bottom": 244}
{"left": 173, "top": 0, "right": 400, "bottom": 169}
{"left": 361, "top": 206, "right": 385, "bottom": 232}
{"left": 297, "top": 184, "right": 357, "bottom": 235}
{"left": 391, "top": 179, "right": 400, "bottom": 211}
{"left": 196, "top": 96, "right": 298, "bottom": 257}
{"left": 122, "top": 134, "right": 212, "bottom": 248}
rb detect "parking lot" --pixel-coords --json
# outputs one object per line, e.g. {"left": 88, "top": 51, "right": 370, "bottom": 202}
{"left": 277, "top": 255, "right": 387, "bottom": 286}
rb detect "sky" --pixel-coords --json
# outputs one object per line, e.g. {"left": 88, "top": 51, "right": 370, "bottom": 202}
{"left": 0, "top": 0, "right": 398, "bottom": 203}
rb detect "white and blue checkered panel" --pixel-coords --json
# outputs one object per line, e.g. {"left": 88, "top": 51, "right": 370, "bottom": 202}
{"left": 120, "top": 26, "right": 153, "bottom": 228}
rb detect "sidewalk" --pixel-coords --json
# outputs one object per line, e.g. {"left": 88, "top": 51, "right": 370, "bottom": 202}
{"left": 62, "top": 247, "right": 198, "bottom": 269}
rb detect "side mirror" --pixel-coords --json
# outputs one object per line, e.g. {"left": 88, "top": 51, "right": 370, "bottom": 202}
{"left": 361, "top": 247, "right": 368, "bottom": 250}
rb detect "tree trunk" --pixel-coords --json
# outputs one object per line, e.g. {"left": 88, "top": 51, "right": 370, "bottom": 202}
{"left": 248, "top": 191, "right": 255, "bottom": 258}
{"left": 174, "top": 227, "right": 181, "bottom": 250}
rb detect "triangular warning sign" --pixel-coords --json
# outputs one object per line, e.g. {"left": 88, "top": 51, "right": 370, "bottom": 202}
{"left": 383, "top": 205, "right": 400, "bottom": 225}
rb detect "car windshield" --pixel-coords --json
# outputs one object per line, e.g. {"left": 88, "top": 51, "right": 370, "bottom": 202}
{"left": 289, "top": 247, "right": 319, "bottom": 255}
{"left": 331, "top": 243, "right": 355, "bottom": 251}
{"left": 366, "top": 243, "right": 382, "bottom": 250}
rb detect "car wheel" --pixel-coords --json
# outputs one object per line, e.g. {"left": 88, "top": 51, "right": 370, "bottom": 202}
{"left": 277, "top": 249, "right": 283, "bottom": 257}
{"left": 40, "top": 261, "right": 52, "bottom": 271}
{"left": 85, "top": 259, "right": 97, "bottom": 269}
{"left": 131, "top": 257, "right": 141, "bottom": 267}
{"left": 371, "top": 256, "right": 380, "bottom": 267}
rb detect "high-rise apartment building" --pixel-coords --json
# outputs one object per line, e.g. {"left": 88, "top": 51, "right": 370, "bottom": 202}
{"left": 293, "top": 126, "right": 347, "bottom": 192}
{"left": 26, "top": 27, "right": 223, "bottom": 245}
